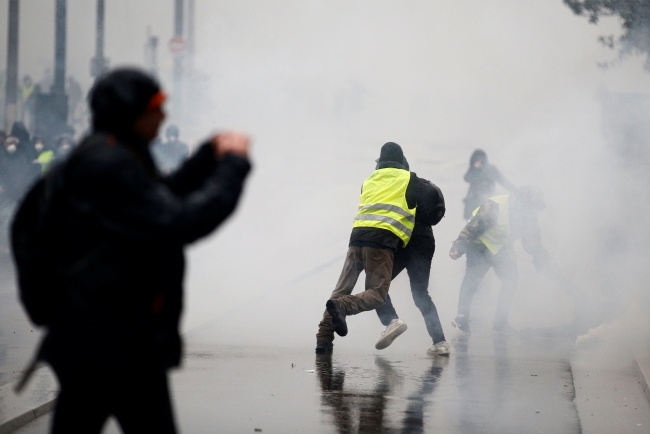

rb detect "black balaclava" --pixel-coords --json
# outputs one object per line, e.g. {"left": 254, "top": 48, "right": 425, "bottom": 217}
{"left": 375, "top": 142, "right": 409, "bottom": 170}
{"left": 89, "top": 68, "right": 161, "bottom": 143}
{"left": 470, "top": 149, "right": 488, "bottom": 166}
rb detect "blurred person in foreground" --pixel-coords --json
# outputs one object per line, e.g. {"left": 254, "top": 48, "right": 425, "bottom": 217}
{"left": 449, "top": 187, "right": 550, "bottom": 334}
{"left": 374, "top": 174, "right": 450, "bottom": 355}
{"left": 26, "top": 68, "right": 251, "bottom": 433}
{"left": 315, "top": 142, "right": 420, "bottom": 355}
{"left": 462, "top": 149, "right": 515, "bottom": 220}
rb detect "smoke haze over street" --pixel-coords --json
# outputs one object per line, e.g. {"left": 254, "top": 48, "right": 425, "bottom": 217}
{"left": 2, "top": 0, "right": 650, "bottom": 367}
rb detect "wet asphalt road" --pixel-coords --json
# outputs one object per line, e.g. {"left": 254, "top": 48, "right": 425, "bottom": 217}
{"left": 13, "top": 332, "right": 585, "bottom": 434}
{"left": 1, "top": 233, "right": 583, "bottom": 434}
{"left": 314, "top": 336, "right": 579, "bottom": 433}
{"left": 16, "top": 334, "right": 583, "bottom": 434}
{"left": 148, "top": 332, "right": 581, "bottom": 433}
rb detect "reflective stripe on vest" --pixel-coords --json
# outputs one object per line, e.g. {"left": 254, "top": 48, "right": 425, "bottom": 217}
{"left": 471, "top": 194, "right": 510, "bottom": 255}
{"left": 352, "top": 168, "right": 416, "bottom": 247}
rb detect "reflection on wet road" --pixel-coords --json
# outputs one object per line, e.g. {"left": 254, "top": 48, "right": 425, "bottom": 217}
{"left": 92, "top": 332, "right": 583, "bottom": 433}
{"left": 311, "top": 333, "right": 580, "bottom": 433}
{"left": 316, "top": 355, "right": 444, "bottom": 433}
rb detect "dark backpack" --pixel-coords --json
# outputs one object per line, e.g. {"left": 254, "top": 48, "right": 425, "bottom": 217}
{"left": 10, "top": 163, "right": 66, "bottom": 326}
{"left": 417, "top": 178, "right": 446, "bottom": 226}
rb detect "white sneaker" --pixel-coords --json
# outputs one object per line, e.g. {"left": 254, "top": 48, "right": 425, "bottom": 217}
{"left": 375, "top": 319, "right": 408, "bottom": 350}
{"left": 427, "top": 341, "right": 450, "bottom": 356}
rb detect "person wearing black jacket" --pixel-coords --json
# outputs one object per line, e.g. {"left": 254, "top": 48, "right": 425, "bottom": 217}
{"left": 463, "top": 149, "right": 515, "bottom": 219}
{"left": 0, "top": 122, "right": 40, "bottom": 203}
{"left": 39, "top": 69, "right": 251, "bottom": 433}
{"left": 374, "top": 177, "right": 449, "bottom": 355}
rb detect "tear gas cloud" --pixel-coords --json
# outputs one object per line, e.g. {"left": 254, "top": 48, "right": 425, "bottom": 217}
{"left": 2, "top": 1, "right": 650, "bottom": 366}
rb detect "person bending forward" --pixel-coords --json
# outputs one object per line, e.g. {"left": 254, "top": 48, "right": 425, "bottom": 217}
{"left": 315, "top": 142, "right": 418, "bottom": 355}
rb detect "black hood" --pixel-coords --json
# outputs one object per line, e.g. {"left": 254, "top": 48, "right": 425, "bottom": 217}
{"left": 89, "top": 68, "right": 160, "bottom": 140}
{"left": 10, "top": 121, "right": 31, "bottom": 146}
{"left": 375, "top": 142, "right": 409, "bottom": 170}
{"left": 470, "top": 149, "right": 488, "bottom": 165}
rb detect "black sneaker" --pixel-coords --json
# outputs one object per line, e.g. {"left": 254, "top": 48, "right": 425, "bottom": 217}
{"left": 315, "top": 340, "right": 333, "bottom": 354}
{"left": 326, "top": 299, "right": 348, "bottom": 337}
{"left": 451, "top": 315, "right": 471, "bottom": 335}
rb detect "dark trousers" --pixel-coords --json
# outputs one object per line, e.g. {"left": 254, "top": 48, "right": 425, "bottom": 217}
{"left": 375, "top": 235, "right": 446, "bottom": 344}
{"left": 457, "top": 244, "right": 518, "bottom": 325}
{"left": 51, "top": 368, "right": 177, "bottom": 434}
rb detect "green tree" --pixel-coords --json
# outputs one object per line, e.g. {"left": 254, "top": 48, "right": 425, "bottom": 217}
{"left": 564, "top": 0, "right": 650, "bottom": 68}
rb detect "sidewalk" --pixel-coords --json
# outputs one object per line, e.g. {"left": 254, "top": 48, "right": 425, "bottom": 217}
{"left": 634, "top": 352, "right": 650, "bottom": 410}
{"left": 572, "top": 352, "right": 650, "bottom": 434}
{"left": 0, "top": 368, "right": 56, "bottom": 434}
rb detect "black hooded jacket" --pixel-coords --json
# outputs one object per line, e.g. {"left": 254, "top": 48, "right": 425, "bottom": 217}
{"left": 463, "top": 150, "right": 514, "bottom": 219}
{"left": 41, "top": 133, "right": 250, "bottom": 375}
{"left": 39, "top": 69, "right": 251, "bottom": 375}
{"left": 44, "top": 134, "right": 250, "bottom": 370}
{"left": 11, "top": 122, "right": 39, "bottom": 162}
{"left": 0, "top": 123, "right": 39, "bottom": 201}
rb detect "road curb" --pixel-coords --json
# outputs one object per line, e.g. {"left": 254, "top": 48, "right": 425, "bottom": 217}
{"left": 0, "top": 367, "right": 57, "bottom": 434}
{"left": 633, "top": 352, "right": 650, "bottom": 407}
{"left": 0, "top": 400, "right": 55, "bottom": 434}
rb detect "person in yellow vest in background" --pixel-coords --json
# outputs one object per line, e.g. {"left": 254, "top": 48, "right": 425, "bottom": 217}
{"left": 35, "top": 148, "right": 55, "bottom": 174}
{"left": 315, "top": 142, "right": 419, "bottom": 354}
{"left": 32, "top": 137, "right": 55, "bottom": 175}
{"left": 449, "top": 187, "right": 550, "bottom": 334}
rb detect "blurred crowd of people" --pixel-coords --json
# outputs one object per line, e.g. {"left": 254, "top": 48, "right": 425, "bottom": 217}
{"left": 0, "top": 118, "right": 190, "bottom": 227}
{"left": 0, "top": 70, "right": 88, "bottom": 229}
{"left": 0, "top": 122, "right": 73, "bottom": 206}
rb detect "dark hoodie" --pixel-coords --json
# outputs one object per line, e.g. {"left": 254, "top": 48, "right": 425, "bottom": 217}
{"left": 11, "top": 122, "right": 38, "bottom": 163}
{"left": 0, "top": 122, "right": 39, "bottom": 201}
{"left": 463, "top": 149, "right": 514, "bottom": 219}
{"left": 40, "top": 68, "right": 251, "bottom": 375}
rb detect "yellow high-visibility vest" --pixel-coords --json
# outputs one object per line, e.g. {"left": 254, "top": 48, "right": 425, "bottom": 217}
{"left": 36, "top": 150, "right": 55, "bottom": 175}
{"left": 352, "top": 168, "right": 416, "bottom": 247}
{"left": 471, "top": 194, "right": 510, "bottom": 254}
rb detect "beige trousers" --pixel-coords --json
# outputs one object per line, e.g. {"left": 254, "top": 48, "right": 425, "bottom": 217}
{"left": 316, "top": 246, "right": 394, "bottom": 343}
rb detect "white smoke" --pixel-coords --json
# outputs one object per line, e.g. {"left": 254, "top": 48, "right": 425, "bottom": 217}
{"left": 2, "top": 1, "right": 650, "bottom": 361}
